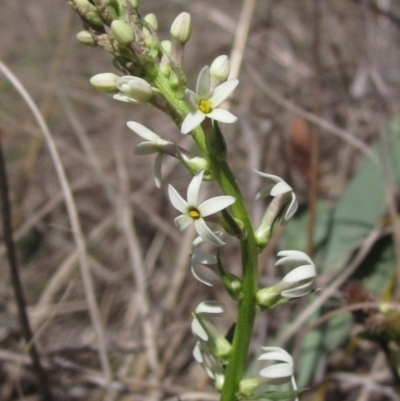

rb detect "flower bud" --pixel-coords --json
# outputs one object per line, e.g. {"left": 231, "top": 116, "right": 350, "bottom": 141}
{"left": 90, "top": 73, "right": 120, "bottom": 93}
{"left": 76, "top": 31, "right": 96, "bottom": 46}
{"left": 161, "top": 40, "right": 172, "bottom": 55}
{"left": 170, "top": 12, "right": 192, "bottom": 44}
{"left": 256, "top": 286, "right": 281, "bottom": 309}
{"left": 111, "top": 20, "right": 135, "bottom": 45}
{"left": 116, "top": 76, "right": 153, "bottom": 102}
{"left": 144, "top": 13, "right": 158, "bottom": 30}
{"left": 72, "top": 0, "right": 103, "bottom": 26}
{"left": 210, "top": 55, "right": 230, "bottom": 84}
{"left": 239, "top": 378, "right": 261, "bottom": 398}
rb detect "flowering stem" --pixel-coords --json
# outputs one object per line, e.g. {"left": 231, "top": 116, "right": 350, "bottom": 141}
{"left": 154, "top": 70, "right": 259, "bottom": 400}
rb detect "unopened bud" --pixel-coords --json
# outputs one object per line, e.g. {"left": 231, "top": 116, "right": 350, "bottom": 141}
{"left": 161, "top": 40, "right": 172, "bottom": 55}
{"left": 73, "top": 0, "right": 103, "bottom": 26}
{"left": 90, "top": 73, "right": 120, "bottom": 93}
{"left": 210, "top": 55, "right": 230, "bottom": 84}
{"left": 144, "top": 13, "right": 158, "bottom": 30}
{"left": 111, "top": 20, "right": 135, "bottom": 45}
{"left": 76, "top": 31, "right": 96, "bottom": 46}
{"left": 239, "top": 378, "right": 262, "bottom": 398}
{"left": 116, "top": 76, "right": 153, "bottom": 102}
{"left": 170, "top": 12, "right": 192, "bottom": 44}
{"left": 256, "top": 286, "right": 281, "bottom": 309}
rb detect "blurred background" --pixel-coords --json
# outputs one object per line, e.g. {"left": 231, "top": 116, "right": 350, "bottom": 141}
{"left": 1, "top": 0, "right": 400, "bottom": 400}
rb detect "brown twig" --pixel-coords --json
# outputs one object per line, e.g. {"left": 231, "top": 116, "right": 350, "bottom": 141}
{"left": 0, "top": 132, "right": 53, "bottom": 400}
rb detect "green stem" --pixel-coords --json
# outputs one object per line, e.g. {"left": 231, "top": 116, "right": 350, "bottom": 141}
{"left": 154, "top": 71, "right": 259, "bottom": 401}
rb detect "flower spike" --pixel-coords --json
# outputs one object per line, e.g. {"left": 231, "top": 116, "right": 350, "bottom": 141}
{"left": 255, "top": 171, "right": 298, "bottom": 221}
{"left": 181, "top": 66, "right": 238, "bottom": 134}
{"left": 168, "top": 170, "right": 235, "bottom": 246}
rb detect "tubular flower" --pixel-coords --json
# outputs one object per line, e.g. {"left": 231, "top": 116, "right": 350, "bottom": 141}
{"left": 275, "top": 250, "right": 316, "bottom": 298}
{"left": 255, "top": 171, "right": 298, "bottom": 221}
{"left": 181, "top": 66, "right": 238, "bottom": 134}
{"left": 127, "top": 121, "right": 174, "bottom": 188}
{"left": 168, "top": 170, "right": 235, "bottom": 246}
{"left": 239, "top": 347, "right": 298, "bottom": 400}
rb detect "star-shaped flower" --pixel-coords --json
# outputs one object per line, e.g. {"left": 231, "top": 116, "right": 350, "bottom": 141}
{"left": 255, "top": 171, "right": 298, "bottom": 221}
{"left": 239, "top": 347, "right": 298, "bottom": 401}
{"left": 181, "top": 66, "right": 239, "bottom": 134}
{"left": 127, "top": 121, "right": 173, "bottom": 188}
{"left": 168, "top": 170, "right": 235, "bottom": 246}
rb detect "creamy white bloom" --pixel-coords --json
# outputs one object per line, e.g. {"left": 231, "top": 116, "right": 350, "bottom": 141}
{"left": 114, "top": 76, "right": 153, "bottom": 103}
{"left": 259, "top": 347, "right": 298, "bottom": 400}
{"left": 193, "top": 342, "right": 225, "bottom": 390}
{"left": 127, "top": 121, "right": 173, "bottom": 188}
{"left": 168, "top": 170, "right": 235, "bottom": 246}
{"left": 276, "top": 250, "right": 316, "bottom": 298}
{"left": 181, "top": 66, "right": 238, "bottom": 134}
{"left": 255, "top": 171, "right": 298, "bottom": 221}
{"left": 239, "top": 347, "right": 298, "bottom": 400}
{"left": 191, "top": 236, "right": 219, "bottom": 286}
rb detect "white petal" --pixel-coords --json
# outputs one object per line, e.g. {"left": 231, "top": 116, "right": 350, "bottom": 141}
{"left": 181, "top": 111, "right": 206, "bottom": 134}
{"left": 254, "top": 171, "right": 282, "bottom": 182}
{"left": 210, "top": 79, "right": 239, "bottom": 107}
{"left": 259, "top": 364, "right": 293, "bottom": 382}
{"left": 134, "top": 142, "right": 158, "bottom": 155}
{"left": 284, "top": 194, "right": 298, "bottom": 220}
{"left": 282, "top": 265, "right": 316, "bottom": 283}
{"left": 193, "top": 342, "right": 204, "bottom": 363}
{"left": 281, "top": 282, "right": 314, "bottom": 298}
{"left": 191, "top": 264, "right": 213, "bottom": 286}
{"left": 192, "top": 247, "right": 217, "bottom": 265}
{"left": 207, "top": 109, "right": 237, "bottom": 124}
{"left": 187, "top": 170, "right": 204, "bottom": 206}
{"left": 154, "top": 153, "right": 163, "bottom": 188}
{"left": 168, "top": 185, "right": 188, "bottom": 213}
{"left": 255, "top": 184, "right": 275, "bottom": 201}
{"left": 259, "top": 348, "right": 293, "bottom": 364}
{"left": 194, "top": 219, "right": 225, "bottom": 246}
{"left": 277, "top": 250, "right": 313, "bottom": 266}
{"left": 270, "top": 181, "right": 293, "bottom": 196}
{"left": 174, "top": 214, "right": 193, "bottom": 231}
{"left": 198, "top": 195, "right": 236, "bottom": 217}
{"left": 196, "top": 66, "right": 211, "bottom": 99}
{"left": 195, "top": 301, "right": 224, "bottom": 315}
{"left": 191, "top": 318, "right": 208, "bottom": 341}
{"left": 127, "top": 121, "right": 159, "bottom": 141}
{"left": 185, "top": 89, "right": 198, "bottom": 112}
{"left": 113, "top": 93, "right": 137, "bottom": 103}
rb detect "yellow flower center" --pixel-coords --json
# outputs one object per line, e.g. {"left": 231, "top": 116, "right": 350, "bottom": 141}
{"left": 198, "top": 99, "right": 212, "bottom": 114}
{"left": 189, "top": 208, "right": 201, "bottom": 219}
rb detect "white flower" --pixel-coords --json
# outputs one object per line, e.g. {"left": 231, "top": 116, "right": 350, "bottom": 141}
{"left": 181, "top": 66, "right": 239, "bottom": 134}
{"left": 239, "top": 347, "right": 298, "bottom": 400}
{"left": 114, "top": 76, "right": 153, "bottom": 103}
{"left": 168, "top": 170, "right": 235, "bottom": 246}
{"left": 127, "top": 121, "right": 173, "bottom": 188}
{"left": 255, "top": 171, "right": 298, "bottom": 221}
{"left": 258, "top": 347, "right": 296, "bottom": 386}
{"left": 276, "top": 250, "right": 316, "bottom": 298}
{"left": 193, "top": 341, "right": 225, "bottom": 391}
{"left": 191, "top": 301, "right": 225, "bottom": 341}
{"left": 191, "top": 236, "right": 219, "bottom": 286}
